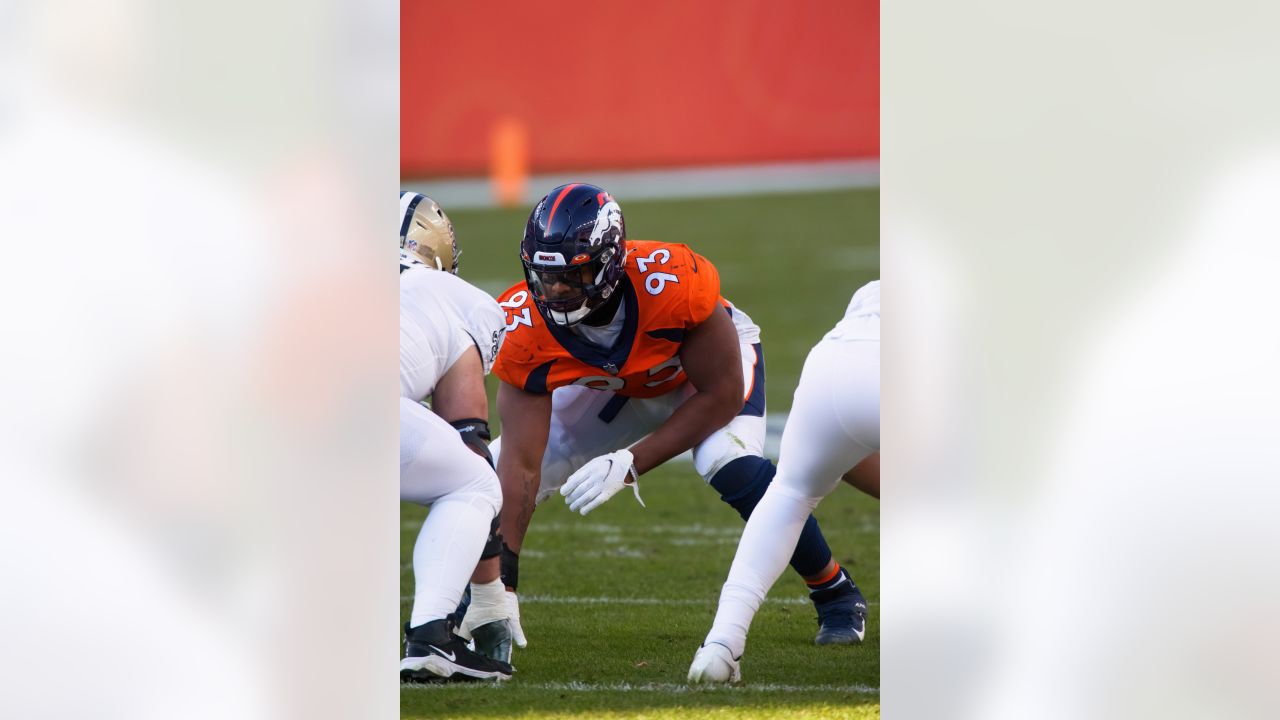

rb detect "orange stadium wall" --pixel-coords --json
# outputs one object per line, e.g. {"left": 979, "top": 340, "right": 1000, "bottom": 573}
{"left": 401, "top": 0, "right": 879, "bottom": 177}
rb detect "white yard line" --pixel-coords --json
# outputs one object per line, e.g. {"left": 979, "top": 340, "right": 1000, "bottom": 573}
{"left": 516, "top": 594, "right": 812, "bottom": 606}
{"left": 403, "top": 680, "right": 879, "bottom": 694}
{"left": 531, "top": 522, "right": 745, "bottom": 536}
{"left": 398, "top": 593, "right": 878, "bottom": 607}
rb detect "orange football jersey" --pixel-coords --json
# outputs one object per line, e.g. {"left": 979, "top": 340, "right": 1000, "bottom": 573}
{"left": 494, "top": 240, "right": 725, "bottom": 398}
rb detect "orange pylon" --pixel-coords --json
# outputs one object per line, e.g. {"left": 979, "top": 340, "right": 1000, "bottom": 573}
{"left": 490, "top": 116, "right": 529, "bottom": 207}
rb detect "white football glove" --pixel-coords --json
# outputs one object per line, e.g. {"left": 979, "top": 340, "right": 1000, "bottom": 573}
{"left": 506, "top": 590, "right": 528, "bottom": 648}
{"left": 560, "top": 448, "right": 645, "bottom": 515}
{"left": 459, "top": 589, "right": 527, "bottom": 648}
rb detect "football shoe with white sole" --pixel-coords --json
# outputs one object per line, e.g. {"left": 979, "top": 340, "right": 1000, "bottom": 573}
{"left": 400, "top": 619, "right": 513, "bottom": 682}
{"left": 687, "top": 642, "right": 742, "bottom": 684}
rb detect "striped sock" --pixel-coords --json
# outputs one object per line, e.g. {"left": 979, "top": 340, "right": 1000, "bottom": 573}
{"left": 806, "top": 564, "right": 849, "bottom": 594}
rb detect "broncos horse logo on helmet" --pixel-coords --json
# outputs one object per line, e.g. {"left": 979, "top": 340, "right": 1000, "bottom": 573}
{"left": 400, "top": 191, "right": 459, "bottom": 273}
{"left": 520, "top": 183, "right": 628, "bottom": 326}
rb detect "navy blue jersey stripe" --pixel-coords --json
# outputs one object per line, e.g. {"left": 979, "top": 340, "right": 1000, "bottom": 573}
{"left": 523, "top": 360, "right": 555, "bottom": 394}
{"left": 646, "top": 328, "right": 685, "bottom": 343}
{"left": 544, "top": 276, "right": 639, "bottom": 373}
{"left": 596, "top": 394, "right": 630, "bottom": 424}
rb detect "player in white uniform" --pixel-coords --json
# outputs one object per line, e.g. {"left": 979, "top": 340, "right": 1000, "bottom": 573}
{"left": 398, "top": 192, "right": 514, "bottom": 682}
{"left": 689, "top": 280, "right": 881, "bottom": 683}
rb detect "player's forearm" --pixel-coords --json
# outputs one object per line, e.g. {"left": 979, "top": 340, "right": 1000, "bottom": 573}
{"left": 497, "top": 463, "right": 540, "bottom": 552}
{"left": 631, "top": 390, "right": 742, "bottom": 475}
{"left": 494, "top": 382, "right": 552, "bottom": 551}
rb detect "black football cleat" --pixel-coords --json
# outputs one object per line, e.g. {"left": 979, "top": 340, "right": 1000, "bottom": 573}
{"left": 810, "top": 568, "right": 868, "bottom": 645}
{"left": 445, "top": 585, "right": 471, "bottom": 631}
{"left": 469, "top": 619, "right": 514, "bottom": 664}
{"left": 401, "top": 619, "right": 514, "bottom": 682}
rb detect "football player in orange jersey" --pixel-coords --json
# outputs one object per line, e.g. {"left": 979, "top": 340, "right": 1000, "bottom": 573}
{"left": 478, "top": 183, "right": 868, "bottom": 650}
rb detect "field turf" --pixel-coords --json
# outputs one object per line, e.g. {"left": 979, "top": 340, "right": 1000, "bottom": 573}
{"left": 402, "top": 188, "right": 880, "bottom": 719}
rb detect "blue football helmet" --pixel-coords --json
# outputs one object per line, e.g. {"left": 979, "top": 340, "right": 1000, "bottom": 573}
{"left": 520, "top": 183, "right": 628, "bottom": 326}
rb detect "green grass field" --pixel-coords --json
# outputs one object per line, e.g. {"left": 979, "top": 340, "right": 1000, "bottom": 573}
{"left": 402, "top": 188, "right": 879, "bottom": 719}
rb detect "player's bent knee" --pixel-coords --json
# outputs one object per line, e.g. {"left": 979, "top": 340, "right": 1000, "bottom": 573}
{"left": 763, "top": 477, "right": 824, "bottom": 512}
{"left": 693, "top": 416, "right": 767, "bottom": 482}
{"left": 477, "top": 472, "right": 503, "bottom": 517}
{"left": 695, "top": 440, "right": 757, "bottom": 484}
{"left": 442, "top": 467, "right": 503, "bottom": 518}
{"left": 706, "top": 455, "right": 775, "bottom": 521}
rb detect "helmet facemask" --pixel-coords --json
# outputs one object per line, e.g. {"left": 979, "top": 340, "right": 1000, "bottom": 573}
{"left": 523, "top": 245, "right": 623, "bottom": 326}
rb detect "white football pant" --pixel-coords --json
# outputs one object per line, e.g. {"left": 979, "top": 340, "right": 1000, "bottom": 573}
{"left": 400, "top": 397, "right": 503, "bottom": 627}
{"left": 705, "top": 313, "right": 880, "bottom": 657}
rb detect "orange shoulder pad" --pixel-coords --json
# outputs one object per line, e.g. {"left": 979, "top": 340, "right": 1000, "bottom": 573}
{"left": 624, "top": 240, "right": 722, "bottom": 327}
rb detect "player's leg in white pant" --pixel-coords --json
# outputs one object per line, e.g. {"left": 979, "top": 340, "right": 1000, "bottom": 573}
{"left": 399, "top": 397, "right": 503, "bottom": 627}
{"left": 693, "top": 338, "right": 851, "bottom": 635}
{"left": 703, "top": 336, "right": 880, "bottom": 659}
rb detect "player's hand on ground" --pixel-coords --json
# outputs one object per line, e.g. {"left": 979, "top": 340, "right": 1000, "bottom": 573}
{"left": 561, "top": 449, "right": 645, "bottom": 515}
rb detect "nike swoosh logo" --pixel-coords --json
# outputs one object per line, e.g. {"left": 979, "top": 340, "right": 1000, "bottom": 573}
{"left": 429, "top": 645, "right": 456, "bottom": 662}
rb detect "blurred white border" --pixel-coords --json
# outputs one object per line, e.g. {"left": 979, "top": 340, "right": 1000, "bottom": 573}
{"left": 1, "top": 1, "right": 397, "bottom": 717}
{"left": 884, "top": 2, "right": 1280, "bottom": 717}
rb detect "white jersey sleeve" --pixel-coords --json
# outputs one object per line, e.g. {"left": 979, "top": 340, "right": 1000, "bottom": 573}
{"left": 400, "top": 258, "right": 506, "bottom": 401}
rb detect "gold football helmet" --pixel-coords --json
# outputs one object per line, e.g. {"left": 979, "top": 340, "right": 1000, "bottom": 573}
{"left": 399, "top": 192, "right": 459, "bottom": 273}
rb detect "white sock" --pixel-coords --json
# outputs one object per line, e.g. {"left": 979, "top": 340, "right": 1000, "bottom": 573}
{"left": 705, "top": 484, "right": 816, "bottom": 657}
{"left": 464, "top": 577, "right": 508, "bottom": 627}
{"left": 409, "top": 499, "right": 490, "bottom": 628}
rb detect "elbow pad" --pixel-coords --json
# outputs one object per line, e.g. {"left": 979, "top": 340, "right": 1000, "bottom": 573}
{"left": 449, "top": 417, "right": 493, "bottom": 469}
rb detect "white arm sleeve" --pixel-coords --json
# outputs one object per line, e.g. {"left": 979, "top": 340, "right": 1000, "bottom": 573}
{"left": 432, "top": 271, "right": 507, "bottom": 377}
{"left": 457, "top": 294, "right": 506, "bottom": 376}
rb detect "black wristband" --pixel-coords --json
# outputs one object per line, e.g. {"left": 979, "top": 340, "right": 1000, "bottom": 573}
{"left": 500, "top": 543, "right": 520, "bottom": 592}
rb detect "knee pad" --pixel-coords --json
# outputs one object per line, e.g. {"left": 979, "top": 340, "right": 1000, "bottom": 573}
{"left": 708, "top": 455, "right": 776, "bottom": 521}
{"left": 694, "top": 416, "right": 767, "bottom": 481}
{"left": 480, "top": 516, "right": 503, "bottom": 560}
{"left": 449, "top": 417, "right": 494, "bottom": 469}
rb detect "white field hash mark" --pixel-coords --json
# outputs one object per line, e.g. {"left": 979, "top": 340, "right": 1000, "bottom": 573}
{"left": 403, "top": 680, "right": 879, "bottom": 694}
{"left": 398, "top": 593, "right": 879, "bottom": 607}
{"left": 400, "top": 519, "right": 876, "bottom": 540}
